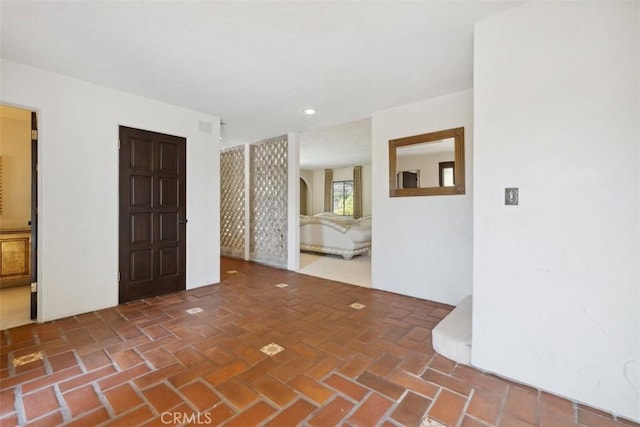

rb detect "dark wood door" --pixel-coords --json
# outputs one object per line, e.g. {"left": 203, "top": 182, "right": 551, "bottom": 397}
{"left": 119, "top": 126, "right": 186, "bottom": 303}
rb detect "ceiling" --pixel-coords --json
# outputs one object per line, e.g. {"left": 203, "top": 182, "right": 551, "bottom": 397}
{"left": 0, "top": 1, "right": 520, "bottom": 165}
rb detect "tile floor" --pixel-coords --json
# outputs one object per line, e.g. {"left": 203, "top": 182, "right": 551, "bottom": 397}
{"left": 0, "top": 285, "right": 33, "bottom": 330}
{"left": 0, "top": 257, "right": 636, "bottom": 426}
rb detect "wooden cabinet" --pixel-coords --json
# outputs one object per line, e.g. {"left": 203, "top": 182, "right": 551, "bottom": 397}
{"left": 0, "top": 228, "right": 31, "bottom": 288}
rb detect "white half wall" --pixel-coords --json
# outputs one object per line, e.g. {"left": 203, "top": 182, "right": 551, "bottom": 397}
{"left": 371, "top": 90, "right": 473, "bottom": 305}
{"left": 473, "top": 2, "right": 639, "bottom": 421}
{"left": 1, "top": 60, "right": 220, "bottom": 322}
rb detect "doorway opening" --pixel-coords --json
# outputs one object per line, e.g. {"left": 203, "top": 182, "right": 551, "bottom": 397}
{"left": 0, "top": 105, "right": 38, "bottom": 330}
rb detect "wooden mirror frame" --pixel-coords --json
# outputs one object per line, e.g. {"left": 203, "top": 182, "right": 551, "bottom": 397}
{"left": 389, "top": 127, "right": 465, "bottom": 197}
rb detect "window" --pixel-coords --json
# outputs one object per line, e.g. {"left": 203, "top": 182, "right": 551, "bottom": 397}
{"left": 332, "top": 180, "right": 353, "bottom": 216}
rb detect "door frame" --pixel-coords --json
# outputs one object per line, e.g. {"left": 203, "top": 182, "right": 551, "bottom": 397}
{"left": 30, "top": 111, "right": 38, "bottom": 319}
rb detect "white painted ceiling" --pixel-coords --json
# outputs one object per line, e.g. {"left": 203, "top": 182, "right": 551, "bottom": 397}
{"left": 0, "top": 1, "right": 520, "bottom": 167}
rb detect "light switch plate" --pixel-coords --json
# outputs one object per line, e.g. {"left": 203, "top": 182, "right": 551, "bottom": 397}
{"left": 505, "top": 188, "right": 519, "bottom": 205}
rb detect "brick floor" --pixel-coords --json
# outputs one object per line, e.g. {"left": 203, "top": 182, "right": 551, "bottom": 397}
{"left": 0, "top": 257, "right": 637, "bottom": 426}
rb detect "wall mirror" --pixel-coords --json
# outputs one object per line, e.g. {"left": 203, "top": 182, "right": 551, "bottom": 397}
{"left": 389, "top": 127, "right": 465, "bottom": 197}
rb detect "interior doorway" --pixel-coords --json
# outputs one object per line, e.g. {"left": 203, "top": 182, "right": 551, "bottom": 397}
{"left": 0, "top": 105, "right": 38, "bottom": 330}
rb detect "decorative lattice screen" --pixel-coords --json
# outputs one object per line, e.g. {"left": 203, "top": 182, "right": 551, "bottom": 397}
{"left": 249, "top": 135, "right": 288, "bottom": 268}
{"left": 220, "top": 146, "right": 245, "bottom": 259}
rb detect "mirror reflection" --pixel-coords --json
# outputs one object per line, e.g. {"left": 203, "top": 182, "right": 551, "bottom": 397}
{"left": 396, "top": 137, "right": 455, "bottom": 188}
{"left": 389, "top": 127, "right": 465, "bottom": 197}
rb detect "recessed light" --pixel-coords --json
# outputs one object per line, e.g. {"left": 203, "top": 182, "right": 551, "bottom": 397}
{"left": 304, "top": 108, "right": 317, "bottom": 115}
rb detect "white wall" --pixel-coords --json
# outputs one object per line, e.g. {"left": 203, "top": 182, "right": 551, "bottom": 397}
{"left": 1, "top": 60, "right": 220, "bottom": 322}
{"left": 308, "top": 165, "right": 372, "bottom": 216}
{"left": 0, "top": 108, "right": 31, "bottom": 229}
{"left": 473, "top": 2, "right": 639, "bottom": 421}
{"left": 371, "top": 90, "right": 473, "bottom": 305}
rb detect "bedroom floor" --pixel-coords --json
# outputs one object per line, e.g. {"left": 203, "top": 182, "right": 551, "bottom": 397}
{"left": 297, "top": 251, "right": 371, "bottom": 288}
{"left": 0, "top": 257, "right": 634, "bottom": 426}
{"left": 0, "top": 285, "right": 33, "bottom": 330}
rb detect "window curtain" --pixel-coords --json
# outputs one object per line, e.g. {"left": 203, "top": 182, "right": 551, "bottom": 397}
{"left": 353, "top": 166, "right": 363, "bottom": 219}
{"left": 323, "top": 169, "right": 333, "bottom": 212}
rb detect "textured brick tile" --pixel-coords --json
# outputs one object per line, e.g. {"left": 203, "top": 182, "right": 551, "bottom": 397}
{"left": 0, "top": 413, "right": 19, "bottom": 427}
{"left": 62, "top": 384, "right": 102, "bottom": 418}
{"left": 429, "top": 354, "right": 457, "bottom": 374}
{"left": 504, "top": 385, "right": 538, "bottom": 424}
{"left": 238, "top": 358, "right": 279, "bottom": 384}
{"left": 265, "top": 398, "right": 316, "bottom": 427}
{"left": 142, "top": 382, "right": 183, "bottom": 413}
{"left": 78, "top": 400, "right": 118, "bottom": 425}
{"left": 500, "top": 413, "right": 536, "bottom": 427}
{"left": 540, "top": 391, "right": 575, "bottom": 420}
{"left": 14, "top": 357, "right": 46, "bottom": 376}
{"left": 140, "top": 347, "right": 177, "bottom": 368}
{"left": 539, "top": 412, "right": 581, "bottom": 427}
{"left": 104, "top": 383, "right": 144, "bottom": 415}
{"left": 288, "top": 375, "right": 334, "bottom": 405}
{"left": 397, "top": 351, "right": 431, "bottom": 375}
{"left": 22, "top": 387, "right": 60, "bottom": 421}
{"left": 461, "top": 415, "right": 490, "bottom": 427}
{"left": 23, "top": 410, "right": 63, "bottom": 427}
{"left": 110, "top": 349, "right": 144, "bottom": 370}
{"left": 140, "top": 324, "right": 172, "bottom": 340}
{"left": 356, "top": 371, "right": 405, "bottom": 400}
{"left": 616, "top": 416, "right": 640, "bottom": 427}
{"left": 422, "top": 368, "right": 472, "bottom": 396}
{"left": 577, "top": 408, "right": 620, "bottom": 427}
{"left": 168, "top": 361, "right": 216, "bottom": 388}
{"left": 205, "top": 402, "right": 235, "bottom": 426}
{"left": 58, "top": 365, "right": 116, "bottom": 392}
{"left": 0, "top": 367, "right": 47, "bottom": 392}
{"left": 108, "top": 405, "right": 154, "bottom": 427}
{"left": 47, "top": 351, "right": 78, "bottom": 372}
{"left": 337, "top": 354, "right": 372, "bottom": 378}
{"left": 173, "top": 347, "right": 206, "bottom": 367}
{"left": 226, "top": 401, "right": 276, "bottom": 427}
{"left": 308, "top": 396, "right": 354, "bottom": 427}
{"left": 180, "top": 380, "right": 221, "bottom": 411}
{"left": 428, "top": 389, "right": 467, "bottom": 426}
{"left": 369, "top": 353, "right": 401, "bottom": 377}
{"left": 22, "top": 366, "right": 83, "bottom": 394}
{"left": 388, "top": 369, "right": 439, "bottom": 399}
{"left": 204, "top": 361, "right": 249, "bottom": 386}
{"left": 391, "top": 392, "right": 431, "bottom": 426}
{"left": 404, "top": 326, "right": 431, "bottom": 342}
{"left": 252, "top": 376, "right": 298, "bottom": 407}
{"left": 79, "top": 350, "right": 112, "bottom": 371}
{"left": 133, "top": 362, "right": 184, "bottom": 389}
{"left": 97, "top": 363, "right": 151, "bottom": 391}
{"left": 324, "top": 373, "right": 369, "bottom": 401}
{"left": 348, "top": 392, "right": 393, "bottom": 426}
{"left": 466, "top": 388, "right": 502, "bottom": 425}
{"left": 0, "top": 388, "right": 15, "bottom": 416}
{"left": 464, "top": 370, "right": 509, "bottom": 395}
{"left": 304, "top": 355, "right": 340, "bottom": 380}
{"left": 216, "top": 378, "right": 260, "bottom": 409}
